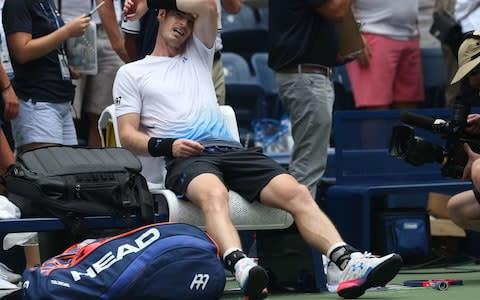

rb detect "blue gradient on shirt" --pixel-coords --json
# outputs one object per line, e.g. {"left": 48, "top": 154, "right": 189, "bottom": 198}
{"left": 167, "top": 106, "right": 240, "bottom": 146}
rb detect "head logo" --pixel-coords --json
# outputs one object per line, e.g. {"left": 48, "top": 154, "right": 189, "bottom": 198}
{"left": 70, "top": 228, "right": 160, "bottom": 281}
{"left": 114, "top": 96, "right": 122, "bottom": 105}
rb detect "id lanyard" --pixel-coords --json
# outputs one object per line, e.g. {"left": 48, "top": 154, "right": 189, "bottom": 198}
{"left": 39, "top": 0, "right": 71, "bottom": 81}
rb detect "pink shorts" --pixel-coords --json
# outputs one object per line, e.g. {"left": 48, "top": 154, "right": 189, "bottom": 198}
{"left": 346, "top": 33, "right": 425, "bottom": 108}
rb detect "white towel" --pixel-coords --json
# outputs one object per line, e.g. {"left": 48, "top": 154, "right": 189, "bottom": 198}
{"left": 0, "top": 195, "right": 20, "bottom": 219}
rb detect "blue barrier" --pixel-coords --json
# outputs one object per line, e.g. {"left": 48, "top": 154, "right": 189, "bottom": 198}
{"left": 320, "top": 108, "right": 475, "bottom": 250}
{"left": 0, "top": 194, "right": 170, "bottom": 234}
{"left": 0, "top": 214, "right": 170, "bottom": 234}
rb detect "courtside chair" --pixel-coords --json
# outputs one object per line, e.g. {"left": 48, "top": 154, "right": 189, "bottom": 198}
{"left": 98, "top": 104, "right": 294, "bottom": 230}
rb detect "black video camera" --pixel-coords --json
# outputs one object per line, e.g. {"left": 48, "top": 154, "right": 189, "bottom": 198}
{"left": 389, "top": 102, "right": 480, "bottom": 179}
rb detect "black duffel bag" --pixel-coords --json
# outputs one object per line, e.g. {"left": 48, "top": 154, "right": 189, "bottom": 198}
{"left": 4, "top": 146, "right": 155, "bottom": 231}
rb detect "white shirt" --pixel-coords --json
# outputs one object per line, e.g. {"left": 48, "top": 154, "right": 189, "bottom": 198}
{"left": 455, "top": 0, "right": 480, "bottom": 33}
{"left": 113, "top": 34, "right": 237, "bottom": 184}
{"left": 354, "top": 0, "right": 419, "bottom": 39}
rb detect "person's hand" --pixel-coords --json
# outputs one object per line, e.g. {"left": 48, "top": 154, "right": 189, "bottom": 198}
{"left": 69, "top": 67, "right": 81, "bottom": 80}
{"left": 465, "top": 114, "right": 480, "bottom": 135}
{"left": 1, "top": 85, "right": 19, "bottom": 121}
{"left": 462, "top": 143, "right": 480, "bottom": 180}
{"left": 123, "top": 0, "right": 148, "bottom": 21}
{"left": 111, "top": 39, "right": 131, "bottom": 63}
{"left": 172, "top": 139, "right": 205, "bottom": 157}
{"left": 356, "top": 35, "right": 371, "bottom": 67}
{"left": 64, "top": 15, "right": 91, "bottom": 38}
{"left": 336, "top": 50, "right": 361, "bottom": 64}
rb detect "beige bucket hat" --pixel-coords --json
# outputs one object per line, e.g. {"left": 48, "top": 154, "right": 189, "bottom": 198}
{"left": 451, "top": 30, "right": 480, "bottom": 84}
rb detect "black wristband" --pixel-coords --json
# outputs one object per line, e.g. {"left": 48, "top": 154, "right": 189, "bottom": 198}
{"left": 147, "top": 0, "right": 178, "bottom": 10}
{"left": 148, "top": 137, "right": 176, "bottom": 157}
{"left": 473, "top": 185, "right": 480, "bottom": 205}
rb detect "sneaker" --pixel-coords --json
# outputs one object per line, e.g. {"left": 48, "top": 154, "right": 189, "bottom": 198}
{"left": 326, "top": 261, "right": 341, "bottom": 293}
{"left": 234, "top": 257, "right": 269, "bottom": 300}
{"left": 337, "top": 252, "right": 403, "bottom": 299}
{"left": 0, "top": 262, "right": 22, "bottom": 284}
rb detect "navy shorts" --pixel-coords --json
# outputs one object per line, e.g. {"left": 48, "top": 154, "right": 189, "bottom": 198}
{"left": 165, "top": 147, "right": 287, "bottom": 202}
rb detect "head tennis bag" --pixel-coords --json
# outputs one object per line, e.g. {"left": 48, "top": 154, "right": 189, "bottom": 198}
{"left": 22, "top": 222, "right": 226, "bottom": 300}
{"left": 4, "top": 146, "right": 154, "bottom": 230}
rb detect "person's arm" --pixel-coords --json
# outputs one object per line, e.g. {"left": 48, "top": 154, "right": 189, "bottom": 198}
{"left": 221, "top": 0, "right": 241, "bottom": 14}
{"left": 117, "top": 113, "right": 152, "bottom": 156}
{"left": 121, "top": 17, "right": 142, "bottom": 61}
{"left": 0, "top": 129, "right": 15, "bottom": 177}
{"left": 461, "top": 143, "right": 480, "bottom": 180}
{"left": 0, "top": 64, "right": 18, "bottom": 121}
{"left": 124, "top": 32, "right": 140, "bottom": 61}
{"left": 124, "top": 0, "right": 218, "bottom": 48}
{"left": 177, "top": 0, "right": 218, "bottom": 48}
{"left": 465, "top": 114, "right": 480, "bottom": 135}
{"left": 118, "top": 113, "right": 204, "bottom": 157}
{"left": 96, "top": 0, "right": 131, "bottom": 63}
{"left": 114, "top": 66, "right": 204, "bottom": 158}
{"left": 313, "top": 0, "right": 353, "bottom": 21}
{"left": 123, "top": 0, "right": 149, "bottom": 19}
{"left": 7, "top": 16, "right": 91, "bottom": 64}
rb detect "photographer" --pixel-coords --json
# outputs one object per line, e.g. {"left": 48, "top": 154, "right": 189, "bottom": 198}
{"left": 447, "top": 31, "right": 480, "bottom": 231}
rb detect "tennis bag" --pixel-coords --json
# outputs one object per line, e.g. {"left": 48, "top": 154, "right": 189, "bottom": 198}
{"left": 22, "top": 222, "right": 226, "bottom": 300}
{"left": 4, "top": 146, "right": 154, "bottom": 230}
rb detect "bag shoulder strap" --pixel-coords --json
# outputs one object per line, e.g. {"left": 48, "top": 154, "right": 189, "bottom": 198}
{"left": 454, "top": 2, "right": 480, "bottom": 22}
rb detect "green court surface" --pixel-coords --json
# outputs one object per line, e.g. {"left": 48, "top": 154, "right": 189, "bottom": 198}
{"left": 221, "top": 261, "right": 480, "bottom": 299}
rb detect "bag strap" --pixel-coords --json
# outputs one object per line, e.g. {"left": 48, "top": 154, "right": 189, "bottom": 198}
{"left": 454, "top": 2, "right": 480, "bottom": 22}
{"left": 134, "top": 175, "right": 155, "bottom": 224}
